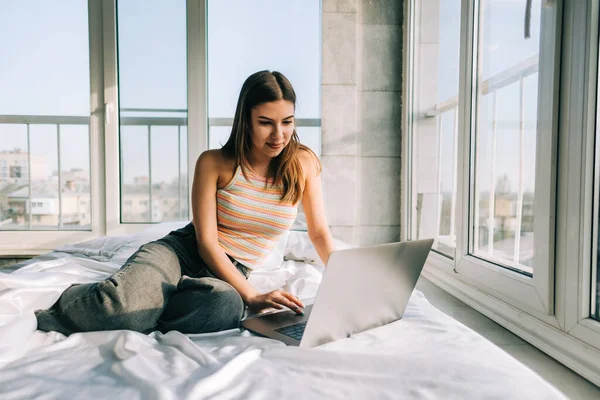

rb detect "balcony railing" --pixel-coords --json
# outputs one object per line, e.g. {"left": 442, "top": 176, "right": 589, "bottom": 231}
{"left": 119, "top": 109, "right": 320, "bottom": 222}
{"left": 0, "top": 114, "right": 91, "bottom": 230}
{"left": 0, "top": 110, "right": 321, "bottom": 228}
{"left": 422, "top": 55, "right": 539, "bottom": 272}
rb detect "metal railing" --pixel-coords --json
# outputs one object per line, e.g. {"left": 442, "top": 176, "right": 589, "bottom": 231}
{"left": 0, "top": 110, "right": 321, "bottom": 227}
{"left": 119, "top": 109, "right": 320, "bottom": 222}
{"left": 119, "top": 108, "right": 188, "bottom": 223}
{"left": 0, "top": 114, "right": 90, "bottom": 229}
{"left": 422, "top": 55, "right": 539, "bottom": 270}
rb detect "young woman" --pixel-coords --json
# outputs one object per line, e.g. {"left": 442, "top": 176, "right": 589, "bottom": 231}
{"left": 35, "top": 70, "right": 335, "bottom": 335}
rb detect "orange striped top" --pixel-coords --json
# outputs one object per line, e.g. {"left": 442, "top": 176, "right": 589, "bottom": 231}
{"left": 216, "top": 165, "right": 298, "bottom": 269}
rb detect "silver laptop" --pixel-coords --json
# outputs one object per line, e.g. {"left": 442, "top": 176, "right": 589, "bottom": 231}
{"left": 240, "top": 238, "right": 433, "bottom": 347}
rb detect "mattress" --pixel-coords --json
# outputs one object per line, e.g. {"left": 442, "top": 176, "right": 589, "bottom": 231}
{"left": 0, "top": 222, "right": 566, "bottom": 399}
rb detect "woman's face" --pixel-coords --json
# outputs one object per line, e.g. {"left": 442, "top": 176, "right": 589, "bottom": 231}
{"left": 249, "top": 99, "right": 295, "bottom": 161}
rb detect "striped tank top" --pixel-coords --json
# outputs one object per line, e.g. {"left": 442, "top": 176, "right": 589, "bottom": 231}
{"left": 216, "top": 165, "right": 298, "bottom": 269}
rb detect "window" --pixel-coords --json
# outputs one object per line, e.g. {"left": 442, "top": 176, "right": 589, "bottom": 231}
{"left": 9, "top": 166, "right": 22, "bottom": 179}
{"left": 406, "top": 0, "right": 600, "bottom": 384}
{"left": 409, "top": 0, "right": 461, "bottom": 258}
{"left": 116, "top": 0, "right": 188, "bottom": 223}
{"left": 0, "top": 1, "right": 91, "bottom": 231}
{"left": 409, "top": 0, "right": 557, "bottom": 313}
{"left": 0, "top": 2, "right": 321, "bottom": 250}
{"left": 470, "top": 0, "right": 541, "bottom": 275}
{"left": 207, "top": 0, "right": 321, "bottom": 156}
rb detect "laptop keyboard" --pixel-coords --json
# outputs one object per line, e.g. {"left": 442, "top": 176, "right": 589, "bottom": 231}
{"left": 275, "top": 321, "right": 308, "bottom": 340}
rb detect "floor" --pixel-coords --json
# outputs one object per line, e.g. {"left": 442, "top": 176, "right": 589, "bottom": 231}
{"left": 416, "top": 277, "right": 600, "bottom": 400}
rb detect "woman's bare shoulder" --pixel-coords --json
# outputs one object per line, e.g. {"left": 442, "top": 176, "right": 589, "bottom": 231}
{"left": 298, "top": 147, "right": 321, "bottom": 178}
{"left": 196, "top": 149, "right": 234, "bottom": 169}
{"left": 195, "top": 149, "right": 237, "bottom": 188}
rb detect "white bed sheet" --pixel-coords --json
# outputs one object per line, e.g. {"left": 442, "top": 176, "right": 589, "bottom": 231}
{"left": 0, "top": 225, "right": 566, "bottom": 399}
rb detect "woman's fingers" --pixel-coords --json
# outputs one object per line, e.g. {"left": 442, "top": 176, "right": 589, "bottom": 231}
{"left": 267, "top": 300, "right": 284, "bottom": 309}
{"left": 273, "top": 292, "right": 304, "bottom": 314}
{"left": 279, "top": 291, "right": 305, "bottom": 309}
{"left": 255, "top": 290, "right": 304, "bottom": 314}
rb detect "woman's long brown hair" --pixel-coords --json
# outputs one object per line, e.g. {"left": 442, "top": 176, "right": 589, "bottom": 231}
{"left": 221, "top": 71, "right": 321, "bottom": 204}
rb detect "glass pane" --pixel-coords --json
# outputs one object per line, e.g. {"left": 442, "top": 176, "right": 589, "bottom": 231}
{"left": 29, "top": 125, "right": 59, "bottom": 228}
{"left": 471, "top": 0, "right": 541, "bottom": 275}
{"left": 207, "top": 0, "right": 321, "bottom": 153}
{"left": 593, "top": 60, "right": 600, "bottom": 321}
{"left": 150, "top": 126, "right": 185, "bottom": 222}
{"left": 179, "top": 126, "right": 189, "bottom": 219}
{"left": 410, "top": 0, "right": 461, "bottom": 257}
{"left": 60, "top": 125, "right": 92, "bottom": 228}
{"left": 0, "top": 1, "right": 91, "bottom": 231}
{"left": 296, "top": 127, "right": 321, "bottom": 157}
{"left": 120, "top": 126, "right": 150, "bottom": 222}
{"left": 117, "top": 0, "right": 188, "bottom": 223}
{"left": 209, "top": 126, "right": 232, "bottom": 151}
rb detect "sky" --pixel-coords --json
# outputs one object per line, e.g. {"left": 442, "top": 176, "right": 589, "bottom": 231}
{"left": 0, "top": 0, "right": 320, "bottom": 184}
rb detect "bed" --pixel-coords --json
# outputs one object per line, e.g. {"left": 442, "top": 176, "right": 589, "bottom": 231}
{"left": 0, "top": 222, "right": 566, "bottom": 399}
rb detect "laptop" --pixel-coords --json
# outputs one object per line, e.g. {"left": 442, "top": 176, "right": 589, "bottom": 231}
{"left": 240, "top": 238, "right": 434, "bottom": 347}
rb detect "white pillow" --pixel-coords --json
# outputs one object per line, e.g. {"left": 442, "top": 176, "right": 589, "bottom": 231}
{"left": 290, "top": 203, "right": 308, "bottom": 231}
{"left": 54, "top": 236, "right": 134, "bottom": 261}
{"left": 284, "top": 231, "right": 355, "bottom": 266}
{"left": 136, "top": 220, "right": 189, "bottom": 241}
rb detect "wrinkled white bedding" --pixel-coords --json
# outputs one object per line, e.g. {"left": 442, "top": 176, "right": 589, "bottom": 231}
{"left": 0, "top": 223, "right": 566, "bottom": 399}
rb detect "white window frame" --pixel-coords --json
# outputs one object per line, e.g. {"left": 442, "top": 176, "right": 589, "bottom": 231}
{"left": 103, "top": 0, "right": 207, "bottom": 236}
{"left": 453, "top": 0, "right": 561, "bottom": 320}
{"left": 0, "top": 0, "right": 207, "bottom": 253}
{"left": 1, "top": 0, "right": 322, "bottom": 254}
{"left": 562, "top": 0, "right": 600, "bottom": 349}
{"left": 403, "top": 0, "right": 600, "bottom": 386}
{"left": 0, "top": 0, "right": 106, "bottom": 255}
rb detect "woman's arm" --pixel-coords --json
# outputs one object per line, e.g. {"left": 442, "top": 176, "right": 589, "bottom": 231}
{"left": 300, "top": 151, "right": 336, "bottom": 265}
{"left": 191, "top": 151, "right": 258, "bottom": 302}
{"left": 191, "top": 151, "right": 304, "bottom": 313}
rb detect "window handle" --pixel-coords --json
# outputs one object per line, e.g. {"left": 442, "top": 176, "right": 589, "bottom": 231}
{"left": 105, "top": 102, "right": 114, "bottom": 125}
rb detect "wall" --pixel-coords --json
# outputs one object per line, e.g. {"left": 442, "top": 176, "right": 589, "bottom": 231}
{"left": 321, "top": 0, "right": 403, "bottom": 245}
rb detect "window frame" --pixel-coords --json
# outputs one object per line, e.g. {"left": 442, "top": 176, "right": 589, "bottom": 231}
{"left": 103, "top": 0, "right": 207, "bottom": 236}
{"left": 0, "top": 0, "right": 207, "bottom": 253}
{"left": 1, "top": 0, "right": 322, "bottom": 253}
{"left": 450, "top": 0, "right": 562, "bottom": 320}
{"left": 562, "top": 0, "right": 600, "bottom": 349}
{"left": 403, "top": 0, "right": 600, "bottom": 386}
{"left": 405, "top": 0, "right": 561, "bottom": 319}
{"left": 0, "top": 0, "right": 105, "bottom": 255}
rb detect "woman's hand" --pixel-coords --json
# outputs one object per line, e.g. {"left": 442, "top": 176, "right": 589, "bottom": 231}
{"left": 245, "top": 290, "right": 305, "bottom": 315}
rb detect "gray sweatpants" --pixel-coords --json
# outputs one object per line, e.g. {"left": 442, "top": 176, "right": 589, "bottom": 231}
{"left": 35, "top": 223, "right": 250, "bottom": 335}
